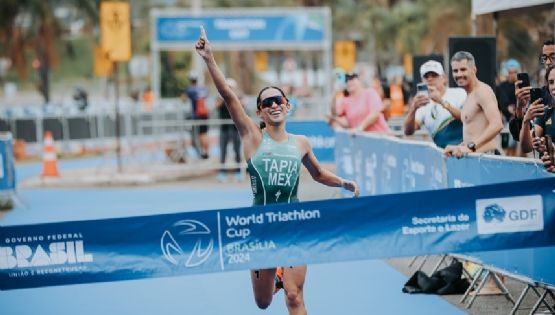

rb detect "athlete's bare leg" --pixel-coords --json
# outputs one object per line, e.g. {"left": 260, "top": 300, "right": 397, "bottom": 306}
{"left": 282, "top": 265, "right": 307, "bottom": 315}
{"left": 250, "top": 268, "right": 276, "bottom": 309}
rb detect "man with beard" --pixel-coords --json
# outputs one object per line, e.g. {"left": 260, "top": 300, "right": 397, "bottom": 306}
{"left": 444, "top": 51, "right": 504, "bottom": 157}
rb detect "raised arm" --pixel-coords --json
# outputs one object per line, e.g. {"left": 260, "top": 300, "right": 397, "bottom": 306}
{"left": 404, "top": 93, "right": 427, "bottom": 135}
{"left": 195, "top": 26, "right": 259, "bottom": 138}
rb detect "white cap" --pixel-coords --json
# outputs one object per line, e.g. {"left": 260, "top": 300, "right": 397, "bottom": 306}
{"left": 420, "top": 60, "right": 444, "bottom": 78}
{"left": 188, "top": 71, "right": 198, "bottom": 80}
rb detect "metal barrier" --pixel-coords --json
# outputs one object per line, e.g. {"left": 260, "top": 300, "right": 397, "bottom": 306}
{"left": 334, "top": 130, "right": 555, "bottom": 313}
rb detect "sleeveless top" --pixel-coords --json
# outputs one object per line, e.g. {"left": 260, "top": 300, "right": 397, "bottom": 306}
{"left": 247, "top": 132, "right": 302, "bottom": 205}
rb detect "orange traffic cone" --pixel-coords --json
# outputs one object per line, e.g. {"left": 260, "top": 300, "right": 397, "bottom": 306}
{"left": 41, "top": 131, "right": 59, "bottom": 177}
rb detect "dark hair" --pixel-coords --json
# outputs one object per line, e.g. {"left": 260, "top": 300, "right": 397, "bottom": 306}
{"left": 256, "top": 86, "right": 288, "bottom": 108}
{"left": 256, "top": 86, "right": 289, "bottom": 130}
{"left": 545, "top": 65, "right": 555, "bottom": 83}
{"left": 544, "top": 39, "right": 554, "bottom": 46}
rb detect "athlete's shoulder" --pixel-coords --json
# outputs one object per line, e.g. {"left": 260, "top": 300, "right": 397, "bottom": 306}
{"left": 291, "top": 134, "right": 310, "bottom": 151}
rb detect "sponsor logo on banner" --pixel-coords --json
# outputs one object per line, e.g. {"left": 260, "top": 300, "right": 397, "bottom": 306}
{"left": 476, "top": 195, "right": 544, "bottom": 234}
{"left": 0, "top": 232, "right": 93, "bottom": 278}
{"left": 161, "top": 220, "right": 214, "bottom": 267}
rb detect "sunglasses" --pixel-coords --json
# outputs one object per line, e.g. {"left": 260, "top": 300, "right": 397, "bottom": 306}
{"left": 540, "top": 53, "right": 555, "bottom": 64}
{"left": 345, "top": 73, "right": 358, "bottom": 81}
{"left": 259, "top": 95, "right": 287, "bottom": 108}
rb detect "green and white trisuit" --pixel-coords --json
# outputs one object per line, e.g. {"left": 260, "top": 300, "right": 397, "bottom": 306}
{"left": 247, "top": 132, "right": 301, "bottom": 206}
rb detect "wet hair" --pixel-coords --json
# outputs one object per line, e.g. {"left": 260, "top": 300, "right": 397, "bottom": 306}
{"left": 451, "top": 51, "right": 476, "bottom": 66}
{"left": 544, "top": 39, "right": 554, "bottom": 46}
{"left": 256, "top": 86, "right": 289, "bottom": 130}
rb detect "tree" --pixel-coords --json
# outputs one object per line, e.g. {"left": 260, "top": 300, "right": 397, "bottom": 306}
{"left": 0, "top": 0, "right": 99, "bottom": 104}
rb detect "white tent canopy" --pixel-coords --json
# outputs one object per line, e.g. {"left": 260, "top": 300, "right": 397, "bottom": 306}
{"left": 472, "top": 0, "right": 553, "bottom": 16}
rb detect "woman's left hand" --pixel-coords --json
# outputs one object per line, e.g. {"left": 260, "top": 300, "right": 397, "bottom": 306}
{"left": 342, "top": 179, "right": 360, "bottom": 197}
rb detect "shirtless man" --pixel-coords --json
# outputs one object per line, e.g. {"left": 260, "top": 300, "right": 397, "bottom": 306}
{"left": 444, "top": 51, "right": 503, "bottom": 158}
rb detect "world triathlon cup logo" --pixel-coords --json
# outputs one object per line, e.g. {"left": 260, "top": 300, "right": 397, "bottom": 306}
{"left": 160, "top": 220, "right": 214, "bottom": 267}
{"left": 482, "top": 204, "right": 506, "bottom": 223}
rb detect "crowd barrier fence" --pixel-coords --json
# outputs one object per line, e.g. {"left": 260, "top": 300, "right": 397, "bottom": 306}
{"left": 334, "top": 130, "right": 555, "bottom": 288}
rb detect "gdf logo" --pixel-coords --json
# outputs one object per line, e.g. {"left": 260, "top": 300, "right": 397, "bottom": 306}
{"left": 483, "top": 204, "right": 506, "bottom": 222}
{"left": 476, "top": 195, "right": 544, "bottom": 235}
{"left": 161, "top": 220, "right": 213, "bottom": 267}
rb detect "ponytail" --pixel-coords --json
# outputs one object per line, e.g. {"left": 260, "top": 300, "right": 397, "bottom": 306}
{"left": 259, "top": 121, "right": 266, "bottom": 130}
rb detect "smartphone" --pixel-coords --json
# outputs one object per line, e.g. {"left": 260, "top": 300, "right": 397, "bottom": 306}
{"left": 530, "top": 88, "right": 543, "bottom": 104}
{"left": 546, "top": 135, "right": 554, "bottom": 165}
{"left": 517, "top": 72, "right": 530, "bottom": 88}
{"left": 416, "top": 83, "right": 429, "bottom": 97}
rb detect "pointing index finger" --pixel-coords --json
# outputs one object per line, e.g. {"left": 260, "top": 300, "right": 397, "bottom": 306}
{"left": 200, "top": 25, "right": 206, "bottom": 39}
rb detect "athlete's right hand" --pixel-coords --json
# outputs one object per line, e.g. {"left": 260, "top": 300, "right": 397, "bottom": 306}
{"left": 195, "top": 25, "right": 211, "bottom": 60}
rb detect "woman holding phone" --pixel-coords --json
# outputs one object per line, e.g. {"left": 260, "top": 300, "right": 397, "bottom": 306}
{"left": 194, "top": 26, "right": 359, "bottom": 314}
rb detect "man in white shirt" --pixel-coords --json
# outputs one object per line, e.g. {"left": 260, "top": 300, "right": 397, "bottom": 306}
{"left": 404, "top": 60, "right": 467, "bottom": 148}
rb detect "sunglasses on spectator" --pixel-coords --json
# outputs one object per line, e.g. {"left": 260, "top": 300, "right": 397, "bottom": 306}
{"left": 259, "top": 96, "right": 287, "bottom": 108}
{"left": 540, "top": 53, "right": 555, "bottom": 64}
{"left": 345, "top": 73, "right": 358, "bottom": 81}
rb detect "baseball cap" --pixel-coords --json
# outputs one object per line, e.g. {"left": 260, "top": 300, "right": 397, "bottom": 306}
{"left": 420, "top": 60, "right": 444, "bottom": 78}
{"left": 188, "top": 71, "right": 198, "bottom": 80}
{"left": 504, "top": 59, "right": 521, "bottom": 72}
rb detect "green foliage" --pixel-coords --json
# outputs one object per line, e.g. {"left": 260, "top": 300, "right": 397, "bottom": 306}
{"left": 51, "top": 37, "right": 95, "bottom": 81}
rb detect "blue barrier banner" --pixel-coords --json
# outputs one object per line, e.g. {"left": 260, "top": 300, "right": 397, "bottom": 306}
{"left": 1, "top": 177, "right": 554, "bottom": 290}
{"left": 156, "top": 12, "right": 326, "bottom": 45}
{"left": 286, "top": 121, "right": 335, "bottom": 163}
{"left": 445, "top": 155, "right": 555, "bottom": 285}
{"left": 446, "top": 155, "right": 552, "bottom": 188}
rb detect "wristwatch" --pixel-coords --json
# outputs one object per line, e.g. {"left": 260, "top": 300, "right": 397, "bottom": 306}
{"left": 441, "top": 100, "right": 451, "bottom": 110}
{"left": 467, "top": 142, "right": 476, "bottom": 152}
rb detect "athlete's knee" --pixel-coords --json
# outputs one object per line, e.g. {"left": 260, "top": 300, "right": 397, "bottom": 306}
{"left": 285, "top": 288, "right": 304, "bottom": 309}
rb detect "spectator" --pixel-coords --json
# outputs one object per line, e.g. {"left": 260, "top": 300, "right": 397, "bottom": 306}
{"left": 444, "top": 51, "right": 503, "bottom": 157}
{"left": 519, "top": 65, "right": 555, "bottom": 155}
{"left": 510, "top": 38, "right": 555, "bottom": 142}
{"left": 182, "top": 72, "right": 210, "bottom": 159}
{"left": 495, "top": 59, "right": 521, "bottom": 155}
{"left": 329, "top": 72, "right": 391, "bottom": 134}
{"left": 404, "top": 60, "right": 467, "bottom": 148}
{"left": 216, "top": 78, "right": 243, "bottom": 182}
{"left": 540, "top": 140, "right": 555, "bottom": 173}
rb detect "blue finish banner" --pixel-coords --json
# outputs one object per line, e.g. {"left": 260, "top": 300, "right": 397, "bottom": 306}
{"left": 156, "top": 12, "right": 326, "bottom": 45}
{"left": 1, "top": 177, "right": 555, "bottom": 290}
